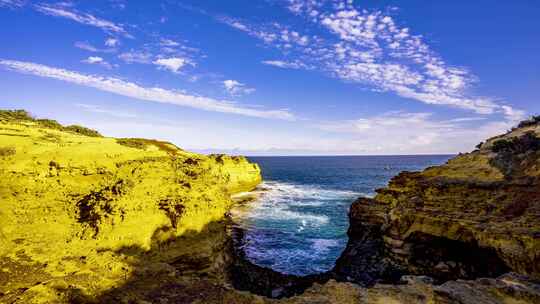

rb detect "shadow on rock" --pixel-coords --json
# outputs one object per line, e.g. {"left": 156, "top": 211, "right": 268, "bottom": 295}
{"left": 51, "top": 220, "right": 261, "bottom": 304}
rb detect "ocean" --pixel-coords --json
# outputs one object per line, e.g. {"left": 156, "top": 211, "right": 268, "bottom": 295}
{"left": 230, "top": 155, "right": 453, "bottom": 276}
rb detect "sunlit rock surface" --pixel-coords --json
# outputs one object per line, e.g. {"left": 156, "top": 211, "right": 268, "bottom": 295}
{"left": 1, "top": 110, "right": 539, "bottom": 303}
{"left": 0, "top": 110, "right": 261, "bottom": 303}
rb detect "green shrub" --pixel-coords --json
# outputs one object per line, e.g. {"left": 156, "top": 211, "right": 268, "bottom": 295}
{"left": 517, "top": 115, "right": 540, "bottom": 128}
{"left": 491, "top": 132, "right": 540, "bottom": 154}
{"left": 491, "top": 139, "right": 514, "bottom": 153}
{"left": 490, "top": 132, "right": 540, "bottom": 178}
{"left": 64, "top": 125, "right": 102, "bottom": 137}
{"left": 116, "top": 138, "right": 180, "bottom": 153}
{"left": 116, "top": 138, "right": 148, "bottom": 150}
{"left": 0, "top": 109, "right": 33, "bottom": 121}
{"left": 36, "top": 119, "right": 64, "bottom": 130}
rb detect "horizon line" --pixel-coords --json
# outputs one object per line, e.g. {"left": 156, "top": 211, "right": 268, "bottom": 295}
{"left": 240, "top": 153, "right": 458, "bottom": 157}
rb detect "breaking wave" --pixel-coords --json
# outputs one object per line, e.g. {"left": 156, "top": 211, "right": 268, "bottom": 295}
{"left": 231, "top": 181, "right": 363, "bottom": 275}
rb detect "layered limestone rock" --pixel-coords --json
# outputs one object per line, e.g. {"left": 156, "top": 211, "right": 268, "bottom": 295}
{"left": 0, "top": 110, "right": 261, "bottom": 303}
{"left": 336, "top": 119, "right": 540, "bottom": 288}
{"left": 279, "top": 273, "right": 540, "bottom": 304}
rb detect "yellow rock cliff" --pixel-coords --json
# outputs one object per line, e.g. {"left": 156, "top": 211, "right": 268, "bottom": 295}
{"left": 0, "top": 110, "right": 261, "bottom": 303}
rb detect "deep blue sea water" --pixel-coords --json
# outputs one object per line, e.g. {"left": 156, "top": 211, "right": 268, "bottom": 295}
{"left": 231, "top": 155, "right": 453, "bottom": 276}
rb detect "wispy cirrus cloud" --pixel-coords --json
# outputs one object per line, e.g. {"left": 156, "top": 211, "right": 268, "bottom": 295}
{"left": 119, "top": 50, "right": 195, "bottom": 75}
{"left": 317, "top": 111, "right": 522, "bottom": 153}
{"left": 219, "top": 16, "right": 311, "bottom": 48}
{"left": 0, "top": 0, "right": 24, "bottom": 8}
{"left": 0, "top": 59, "right": 294, "bottom": 120}
{"left": 118, "top": 50, "right": 153, "bottom": 64}
{"left": 75, "top": 41, "right": 116, "bottom": 53}
{"left": 223, "top": 80, "right": 255, "bottom": 96}
{"left": 159, "top": 39, "right": 180, "bottom": 47}
{"left": 222, "top": 0, "right": 523, "bottom": 119}
{"left": 34, "top": 3, "right": 131, "bottom": 37}
{"left": 262, "top": 60, "right": 308, "bottom": 70}
{"left": 117, "top": 38, "right": 200, "bottom": 75}
{"left": 219, "top": 17, "right": 278, "bottom": 44}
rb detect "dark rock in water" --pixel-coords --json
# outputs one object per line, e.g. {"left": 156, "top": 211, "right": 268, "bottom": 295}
{"left": 228, "top": 226, "right": 331, "bottom": 298}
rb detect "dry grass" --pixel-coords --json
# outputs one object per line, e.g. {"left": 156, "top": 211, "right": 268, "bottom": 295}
{"left": 116, "top": 138, "right": 181, "bottom": 154}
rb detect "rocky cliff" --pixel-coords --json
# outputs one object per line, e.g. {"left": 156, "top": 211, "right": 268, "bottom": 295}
{"left": 1, "top": 110, "right": 539, "bottom": 304}
{"left": 0, "top": 110, "right": 262, "bottom": 303}
{"left": 331, "top": 117, "right": 540, "bottom": 301}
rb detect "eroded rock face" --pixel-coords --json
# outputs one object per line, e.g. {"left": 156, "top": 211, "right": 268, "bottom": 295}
{"left": 336, "top": 122, "right": 540, "bottom": 286}
{"left": 279, "top": 273, "right": 540, "bottom": 304}
{"left": 0, "top": 113, "right": 262, "bottom": 303}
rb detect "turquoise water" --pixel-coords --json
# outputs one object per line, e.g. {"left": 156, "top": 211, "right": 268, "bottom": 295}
{"left": 231, "top": 155, "right": 452, "bottom": 276}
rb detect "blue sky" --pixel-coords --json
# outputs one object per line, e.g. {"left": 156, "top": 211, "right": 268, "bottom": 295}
{"left": 0, "top": 0, "right": 538, "bottom": 155}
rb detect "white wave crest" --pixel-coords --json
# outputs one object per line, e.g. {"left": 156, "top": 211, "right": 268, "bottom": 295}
{"left": 310, "top": 238, "right": 341, "bottom": 254}
{"left": 232, "top": 181, "right": 364, "bottom": 227}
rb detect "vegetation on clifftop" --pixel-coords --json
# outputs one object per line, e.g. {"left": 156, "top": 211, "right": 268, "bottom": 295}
{"left": 517, "top": 115, "right": 540, "bottom": 128}
{"left": 0, "top": 109, "right": 102, "bottom": 137}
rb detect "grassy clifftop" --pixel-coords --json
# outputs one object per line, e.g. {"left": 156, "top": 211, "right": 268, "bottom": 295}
{"left": 0, "top": 110, "right": 261, "bottom": 302}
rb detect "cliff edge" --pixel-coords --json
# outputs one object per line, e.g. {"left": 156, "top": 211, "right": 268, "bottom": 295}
{"left": 331, "top": 117, "right": 540, "bottom": 302}
{"left": 0, "top": 110, "right": 261, "bottom": 303}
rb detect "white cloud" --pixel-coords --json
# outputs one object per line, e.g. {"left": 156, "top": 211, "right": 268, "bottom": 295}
{"left": 160, "top": 39, "right": 180, "bottom": 47}
{"left": 82, "top": 56, "right": 113, "bottom": 69}
{"left": 262, "top": 60, "right": 308, "bottom": 70}
{"left": 223, "top": 80, "right": 256, "bottom": 96}
{"left": 74, "top": 41, "right": 115, "bottom": 53}
{"left": 0, "top": 59, "right": 294, "bottom": 120}
{"left": 153, "top": 57, "right": 190, "bottom": 73}
{"left": 220, "top": 17, "right": 311, "bottom": 48}
{"left": 34, "top": 4, "right": 131, "bottom": 37}
{"left": 501, "top": 105, "right": 527, "bottom": 123}
{"left": 317, "top": 111, "right": 521, "bottom": 154}
{"left": 286, "top": 0, "right": 324, "bottom": 15}
{"left": 110, "top": 0, "right": 126, "bottom": 10}
{"left": 306, "top": 7, "right": 505, "bottom": 114}
{"left": 0, "top": 0, "right": 24, "bottom": 8}
{"left": 223, "top": 0, "right": 524, "bottom": 120}
{"left": 83, "top": 56, "right": 104, "bottom": 64}
{"left": 105, "top": 38, "right": 119, "bottom": 47}
{"left": 120, "top": 49, "right": 195, "bottom": 74}
{"left": 118, "top": 50, "right": 152, "bottom": 64}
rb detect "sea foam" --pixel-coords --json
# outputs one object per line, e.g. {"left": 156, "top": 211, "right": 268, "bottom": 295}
{"left": 231, "top": 180, "right": 361, "bottom": 275}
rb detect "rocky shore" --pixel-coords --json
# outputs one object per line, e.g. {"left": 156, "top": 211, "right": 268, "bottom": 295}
{"left": 335, "top": 119, "right": 540, "bottom": 286}
{"left": 1, "top": 110, "right": 539, "bottom": 303}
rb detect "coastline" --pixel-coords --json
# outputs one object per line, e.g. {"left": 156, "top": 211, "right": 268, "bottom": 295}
{"left": 1, "top": 110, "right": 539, "bottom": 303}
